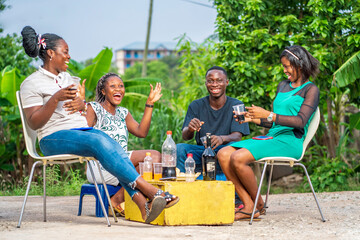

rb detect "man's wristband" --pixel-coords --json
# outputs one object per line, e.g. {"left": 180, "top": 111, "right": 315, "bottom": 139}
{"left": 145, "top": 104, "right": 154, "bottom": 108}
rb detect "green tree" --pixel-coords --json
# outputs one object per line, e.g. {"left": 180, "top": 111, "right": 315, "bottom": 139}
{"left": 0, "top": 0, "right": 7, "bottom": 33}
{"left": 123, "top": 61, "right": 169, "bottom": 81}
{"left": 176, "top": 35, "right": 219, "bottom": 111}
{"left": 214, "top": 0, "right": 360, "bottom": 190}
{"left": 214, "top": 0, "right": 360, "bottom": 157}
{"left": 0, "top": 34, "right": 35, "bottom": 76}
{"left": 122, "top": 60, "right": 184, "bottom": 91}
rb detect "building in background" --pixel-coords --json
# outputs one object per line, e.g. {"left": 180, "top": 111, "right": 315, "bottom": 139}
{"left": 115, "top": 41, "right": 178, "bottom": 75}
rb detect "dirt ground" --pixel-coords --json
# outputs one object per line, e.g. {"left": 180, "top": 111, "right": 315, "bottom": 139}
{"left": 0, "top": 191, "right": 359, "bottom": 240}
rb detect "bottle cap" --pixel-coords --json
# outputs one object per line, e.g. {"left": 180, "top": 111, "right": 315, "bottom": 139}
{"left": 146, "top": 152, "right": 151, "bottom": 156}
{"left": 187, "top": 153, "right": 193, "bottom": 158}
{"left": 166, "top": 130, "right": 172, "bottom": 135}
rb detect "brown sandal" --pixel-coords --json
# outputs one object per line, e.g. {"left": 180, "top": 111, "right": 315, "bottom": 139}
{"left": 109, "top": 204, "right": 125, "bottom": 217}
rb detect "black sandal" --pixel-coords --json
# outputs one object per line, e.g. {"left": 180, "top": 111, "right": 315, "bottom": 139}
{"left": 154, "top": 189, "right": 180, "bottom": 208}
{"left": 144, "top": 195, "right": 166, "bottom": 224}
{"left": 163, "top": 191, "right": 180, "bottom": 208}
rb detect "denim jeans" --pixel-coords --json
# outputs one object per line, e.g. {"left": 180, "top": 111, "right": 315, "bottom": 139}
{"left": 176, "top": 143, "right": 228, "bottom": 174}
{"left": 40, "top": 129, "right": 140, "bottom": 197}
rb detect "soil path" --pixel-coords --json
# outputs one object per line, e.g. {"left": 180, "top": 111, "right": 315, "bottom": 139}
{"left": 1, "top": 191, "right": 359, "bottom": 240}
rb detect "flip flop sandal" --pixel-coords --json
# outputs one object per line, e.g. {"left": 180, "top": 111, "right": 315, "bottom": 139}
{"left": 235, "top": 209, "right": 261, "bottom": 221}
{"left": 144, "top": 196, "right": 166, "bottom": 224}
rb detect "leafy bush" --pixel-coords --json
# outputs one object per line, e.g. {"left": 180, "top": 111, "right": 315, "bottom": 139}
{"left": 309, "top": 157, "right": 353, "bottom": 192}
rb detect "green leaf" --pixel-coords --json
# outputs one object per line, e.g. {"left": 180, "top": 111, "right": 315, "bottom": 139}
{"left": 67, "top": 59, "right": 85, "bottom": 76}
{"left": 0, "top": 164, "right": 15, "bottom": 171}
{"left": 78, "top": 47, "right": 113, "bottom": 92}
{"left": 334, "top": 51, "right": 360, "bottom": 87}
{"left": 349, "top": 112, "right": 360, "bottom": 130}
{"left": 0, "top": 97, "right": 12, "bottom": 107}
{"left": 0, "top": 144, "right": 5, "bottom": 156}
{"left": 0, "top": 67, "right": 24, "bottom": 106}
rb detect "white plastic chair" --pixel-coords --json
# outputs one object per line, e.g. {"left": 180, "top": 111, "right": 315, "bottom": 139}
{"left": 250, "top": 107, "right": 326, "bottom": 224}
{"left": 16, "top": 91, "right": 117, "bottom": 227}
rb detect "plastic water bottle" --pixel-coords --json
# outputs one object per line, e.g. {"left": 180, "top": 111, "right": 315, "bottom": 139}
{"left": 161, "top": 130, "right": 177, "bottom": 178}
{"left": 185, "top": 153, "right": 195, "bottom": 182}
{"left": 143, "top": 152, "right": 153, "bottom": 180}
{"left": 144, "top": 152, "right": 153, "bottom": 164}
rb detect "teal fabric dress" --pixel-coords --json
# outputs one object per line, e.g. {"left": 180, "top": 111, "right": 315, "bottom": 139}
{"left": 230, "top": 81, "right": 317, "bottom": 160}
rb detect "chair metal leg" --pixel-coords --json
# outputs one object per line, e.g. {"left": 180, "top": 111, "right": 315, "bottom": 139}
{"left": 94, "top": 160, "right": 118, "bottom": 223}
{"left": 43, "top": 163, "right": 47, "bottom": 222}
{"left": 17, "top": 161, "right": 42, "bottom": 228}
{"left": 264, "top": 164, "right": 274, "bottom": 208}
{"left": 250, "top": 161, "right": 268, "bottom": 225}
{"left": 88, "top": 163, "right": 111, "bottom": 227}
{"left": 296, "top": 163, "right": 326, "bottom": 222}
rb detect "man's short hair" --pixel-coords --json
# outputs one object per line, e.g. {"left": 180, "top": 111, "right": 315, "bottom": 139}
{"left": 205, "top": 66, "right": 228, "bottom": 78}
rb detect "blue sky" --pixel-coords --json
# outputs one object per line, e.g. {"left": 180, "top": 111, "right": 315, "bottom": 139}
{"left": 0, "top": 0, "right": 217, "bottom": 61}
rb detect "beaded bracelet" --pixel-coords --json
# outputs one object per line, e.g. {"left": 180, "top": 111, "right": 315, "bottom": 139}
{"left": 80, "top": 101, "right": 87, "bottom": 116}
{"left": 145, "top": 104, "right": 154, "bottom": 108}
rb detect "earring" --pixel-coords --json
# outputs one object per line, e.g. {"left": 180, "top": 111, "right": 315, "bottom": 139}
{"left": 50, "top": 56, "right": 53, "bottom": 61}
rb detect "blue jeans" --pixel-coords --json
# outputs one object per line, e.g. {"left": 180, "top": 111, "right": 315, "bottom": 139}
{"left": 40, "top": 129, "right": 140, "bottom": 198}
{"left": 176, "top": 143, "right": 227, "bottom": 174}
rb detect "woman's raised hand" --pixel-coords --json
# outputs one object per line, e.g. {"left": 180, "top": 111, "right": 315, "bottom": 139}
{"left": 147, "top": 82, "right": 163, "bottom": 104}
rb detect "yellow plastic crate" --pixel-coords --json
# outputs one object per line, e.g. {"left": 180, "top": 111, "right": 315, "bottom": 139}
{"left": 124, "top": 180, "right": 235, "bottom": 225}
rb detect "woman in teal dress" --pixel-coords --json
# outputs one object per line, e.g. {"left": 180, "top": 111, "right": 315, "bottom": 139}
{"left": 217, "top": 45, "right": 320, "bottom": 221}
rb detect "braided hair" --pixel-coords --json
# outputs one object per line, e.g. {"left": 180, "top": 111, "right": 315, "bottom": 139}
{"left": 95, "top": 73, "right": 122, "bottom": 103}
{"left": 21, "top": 26, "right": 63, "bottom": 62}
{"left": 280, "top": 45, "right": 319, "bottom": 83}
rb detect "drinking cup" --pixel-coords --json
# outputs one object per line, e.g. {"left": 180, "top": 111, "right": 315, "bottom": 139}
{"left": 139, "top": 162, "right": 144, "bottom": 177}
{"left": 143, "top": 161, "right": 152, "bottom": 181}
{"left": 153, "top": 163, "right": 162, "bottom": 180}
{"left": 232, "top": 104, "right": 245, "bottom": 122}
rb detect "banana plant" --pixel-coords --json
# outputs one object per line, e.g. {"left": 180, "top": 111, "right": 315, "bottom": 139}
{"left": 121, "top": 77, "right": 173, "bottom": 112}
{"left": 334, "top": 51, "right": 360, "bottom": 88}
{"left": 78, "top": 47, "right": 113, "bottom": 92}
{"left": 333, "top": 51, "right": 360, "bottom": 130}
{"left": 0, "top": 66, "right": 24, "bottom": 106}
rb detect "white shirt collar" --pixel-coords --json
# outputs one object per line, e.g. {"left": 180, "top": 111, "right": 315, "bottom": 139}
{"left": 38, "top": 66, "right": 75, "bottom": 88}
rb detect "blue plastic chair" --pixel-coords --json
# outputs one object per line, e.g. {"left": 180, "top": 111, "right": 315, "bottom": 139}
{"left": 196, "top": 172, "right": 227, "bottom": 181}
{"left": 78, "top": 184, "right": 121, "bottom": 217}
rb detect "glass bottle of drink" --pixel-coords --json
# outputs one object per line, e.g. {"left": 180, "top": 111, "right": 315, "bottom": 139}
{"left": 142, "top": 152, "right": 153, "bottom": 180}
{"left": 185, "top": 153, "right": 195, "bottom": 182}
{"left": 161, "top": 130, "right": 177, "bottom": 178}
{"left": 201, "top": 133, "right": 216, "bottom": 181}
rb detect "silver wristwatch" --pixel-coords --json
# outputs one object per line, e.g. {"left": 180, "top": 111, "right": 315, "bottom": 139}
{"left": 267, "top": 112, "right": 274, "bottom": 122}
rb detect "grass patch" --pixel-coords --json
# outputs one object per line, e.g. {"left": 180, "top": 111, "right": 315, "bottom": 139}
{"left": 0, "top": 165, "right": 87, "bottom": 196}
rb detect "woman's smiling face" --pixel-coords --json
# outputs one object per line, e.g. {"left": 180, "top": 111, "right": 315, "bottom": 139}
{"left": 281, "top": 56, "right": 301, "bottom": 83}
{"left": 102, "top": 76, "right": 125, "bottom": 106}
{"left": 51, "top": 39, "right": 71, "bottom": 74}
